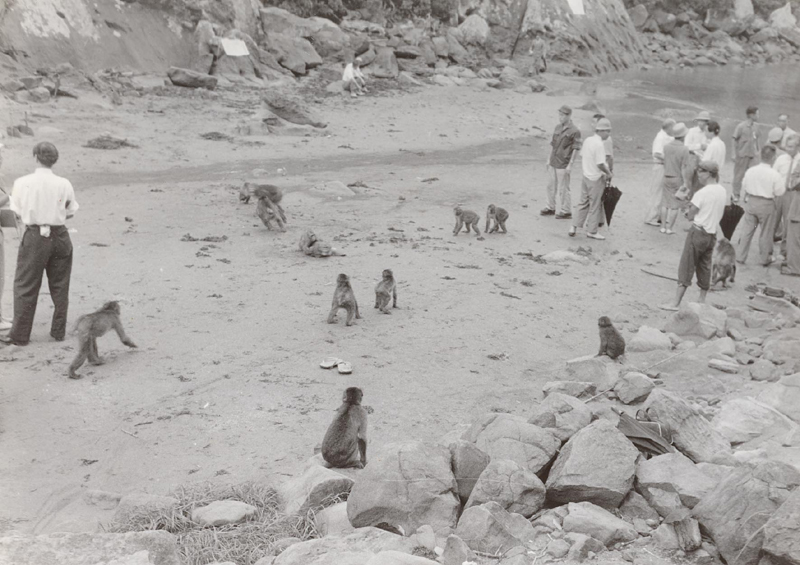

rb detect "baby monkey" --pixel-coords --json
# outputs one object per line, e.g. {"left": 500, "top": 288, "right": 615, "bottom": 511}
{"left": 68, "top": 301, "right": 137, "bottom": 380}
{"left": 328, "top": 273, "right": 361, "bottom": 326}
{"left": 374, "top": 269, "right": 398, "bottom": 314}
{"left": 597, "top": 316, "right": 625, "bottom": 360}
{"left": 453, "top": 206, "right": 481, "bottom": 236}
{"left": 322, "top": 387, "right": 368, "bottom": 469}
{"left": 485, "top": 204, "right": 509, "bottom": 234}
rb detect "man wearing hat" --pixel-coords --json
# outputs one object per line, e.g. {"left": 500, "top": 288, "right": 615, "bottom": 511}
{"left": 737, "top": 145, "right": 785, "bottom": 267}
{"left": 645, "top": 118, "right": 675, "bottom": 226}
{"left": 685, "top": 111, "right": 710, "bottom": 153}
{"left": 570, "top": 118, "right": 612, "bottom": 240}
{"left": 541, "top": 105, "right": 581, "bottom": 219}
{"left": 767, "top": 127, "right": 786, "bottom": 155}
{"left": 732, "top": 106, "right": 760, "bottom": 202}
{"left": 660, "top": 122, "right": 695, "bottom": 235}
{"left": 660, "top": 160, "right": 728, "bottom": 311}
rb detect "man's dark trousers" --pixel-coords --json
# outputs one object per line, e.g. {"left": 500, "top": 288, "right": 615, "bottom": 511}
{"left": 9, "top": 226, "right": 73, "bottom": 343}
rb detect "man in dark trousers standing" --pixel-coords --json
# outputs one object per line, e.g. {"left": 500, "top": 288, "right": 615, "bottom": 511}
{"left": 1, "top": 142, "right": 78, "bottom": 346}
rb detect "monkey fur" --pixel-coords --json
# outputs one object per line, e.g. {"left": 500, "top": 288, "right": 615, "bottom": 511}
{"left": 374, "top": 269, "right": 398, "bottom": 314}
{"left": 321, "top": 387, "right": 368, "bottom": 469}
{"left": 327, "top": 273, "right": 361, "bottom": 326}
{"left": 68, "top": 301, "right": 137, "bottom": 379}
{"left": 485, "top": 204, "right": 509, "bottom": 234}
{"left": 241, "top": 182, "right": 287, "bottom": 231}
{"left": 299, "top": 230, "right": 342, "bottom": 257}
{"left": 453, "top": 206, "right": 481, "bottom": 236}
{"left": 597, "top": 316, "right": 625, "bottom": 360}
{"left": 711, "top": 238, "right": 736, "bottom": 288}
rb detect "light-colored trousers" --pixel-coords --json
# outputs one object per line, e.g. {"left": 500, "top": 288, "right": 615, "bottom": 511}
{"left": 644, "top": 163, "right": 665, "bottom": 224}
{"left": 773, "top": 193, "right": 789, "bottom": 256}
{"left": 573, "top": 175, "right": 605, "bottom": 234}
{"left": 545, "top": 165, "right": 572, "bottom": 215}
{"left": 0, "top": 229, "right": 5, "bottom": 320}
{"left": 736, "top": 195, "right": 775, "bottom": 265}
{"left": 733, "top": 155, "right": 758, "bottom": 200}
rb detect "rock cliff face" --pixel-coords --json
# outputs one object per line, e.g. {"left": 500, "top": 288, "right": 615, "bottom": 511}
{"left": 0, "top": 0, "right": 644, "bottom": 75}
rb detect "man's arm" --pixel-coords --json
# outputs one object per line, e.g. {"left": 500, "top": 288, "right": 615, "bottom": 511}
{"left": 684, "top": 202, "right": 700, "bottom": 221}
{"left": 65, "top": 182, "right": 79, "bottom": 220}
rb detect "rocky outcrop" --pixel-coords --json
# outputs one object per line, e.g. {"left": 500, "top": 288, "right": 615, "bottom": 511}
{"left": 465, "top": 459, "right": 546, "bottom": 517}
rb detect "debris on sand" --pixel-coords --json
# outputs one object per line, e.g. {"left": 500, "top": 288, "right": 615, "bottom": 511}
{"left": 182, "top": 234, "right": 228, "bottom": 243}
{"left": 200, "top": 132, "right": 233, "bottom": 142}
{"left": 84, "top": 135, "right": 138, "bottom": 150}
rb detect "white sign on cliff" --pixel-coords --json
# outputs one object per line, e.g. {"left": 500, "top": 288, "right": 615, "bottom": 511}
{"left": 567, "top": 0, "right": 585, "bottom": 15}
{"left": 220, "top": 38, "right": 250, "bottom": 57}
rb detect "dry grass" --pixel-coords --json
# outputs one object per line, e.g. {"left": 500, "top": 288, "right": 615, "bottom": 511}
{"left": 107, "top": 481, "right": 319, "bottom": 565}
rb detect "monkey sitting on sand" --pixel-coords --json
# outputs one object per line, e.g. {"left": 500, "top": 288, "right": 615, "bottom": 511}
{"left": 485, "top": 204, "right": 509, "bottom": 234}
{"left": 711, "top": 238, "right": 736, "bottom": 289}
{"left": 453, "top": 206, "right": 481, "bottom": 236}
{"left": 328, "top": 274, "right": 361, "bottom": 326}
{"left": 374, "top": 269, "right": 397, "bottom": 314}
{"left": 597, "top": 316, "right": 625, "bottom": 360}
{"left": 68, "top": 301, "right": 137, "bottom": 380}
{"left": 322, "top": 387, "right": 368, "bottom": 469}
{"left": 299, "top": 230, "right": 343, "bottom": 257}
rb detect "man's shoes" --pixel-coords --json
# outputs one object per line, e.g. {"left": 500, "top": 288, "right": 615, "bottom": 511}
{"left": 540, "top": 208, "right": 555, "bottom": 216}
{"left": 0, "top": 320, "right": 11, "bottom": 332}
{"left": 587, "top": 232, "right": 606, "bottom": 240}
{"left": 51, "top": 334, "right": 65, "bottom": 342}
{"left": 568, "top": 227, "right": 577, "bottom": 237}
{"left": 0, "top": 335, "right": 28, "bottom": 346}
{"left": 645, "top": 221, "right": 661, "bottom": 227}
{"left": 555, "top": 213, "right": 572, "bottom": 219}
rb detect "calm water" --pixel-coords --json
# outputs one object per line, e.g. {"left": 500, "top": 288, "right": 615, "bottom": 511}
{"left": 600, "top": 63, "right": 800, "bottom": 160}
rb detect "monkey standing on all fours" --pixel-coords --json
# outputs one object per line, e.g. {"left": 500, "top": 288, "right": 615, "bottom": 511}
{"left": 374, "top": 269, "right": 397, "bottom": 314}
{"left": 68, "top": 301, "right": 138, "bottom": 380}
{"left": 327, "top": 273, "right": 361, "bottom": 326}
{"left": 321, "top": 387, "right": 368, "bottom": 469}
{"left": 453, "top": 206, "right": 481, "bottom": 236}
{"left": 485, "top": 204, "right": 509, "bottom": 234}
{"left": 597, "top": 316, "right": 625, "bottom": 360}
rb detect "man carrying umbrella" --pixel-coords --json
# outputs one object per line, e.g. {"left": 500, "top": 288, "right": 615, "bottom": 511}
{"left": 660, "top": 161, "right": 727, "bottom": 311}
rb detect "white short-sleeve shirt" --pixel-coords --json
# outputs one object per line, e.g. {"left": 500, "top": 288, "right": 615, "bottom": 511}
{"left": 10, "top": 168, "right": 78, "bottom": 226}
{"left": 652, "top": 130, "right": 673, "bottom": 163}
{"left": 691, "top": 183, "right": 727, "bottom": 234}
{"left": 702, "top": 137, "right": 727, "bottom": 173}
{"left": 582, "top": 135, "right": 607, "bottom": 181}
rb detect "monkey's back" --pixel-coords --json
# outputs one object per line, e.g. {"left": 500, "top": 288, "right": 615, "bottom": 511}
{"left": 251, "top": 184, "right": 283, "bottom": 204}
{"left": 321, "top": 406, "right": 362, "bottom": 466}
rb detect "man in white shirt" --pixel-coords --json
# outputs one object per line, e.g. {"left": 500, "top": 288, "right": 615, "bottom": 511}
{"left": 1, "top": 142, "right": 79, "bottom": 347}
{"left": 570, "top": 118, "right": 612, "bottom": 240}
{"left": 736, "top": 145, "right": 785, "bottom": 267}
{"left": 660, "top": 161, "right": 727, "bottom": 310}
{"left": 773, "top": 135, "right": 799, "bottom": 259}
{"left": 0, "top": 143, "right": 10, "bottom": 331}
{"left": 777, "top": 113, "right": 796, "bottom": 150}
{"left": 685, "top": 111, "right": 710, "bottom": 153}
{"left": 644, "top": 118, "right": 675, "bottom": 226}
{"left": 702, "top": 121, "right": 726, "bottom": 172}
{"left": 342, "top": 57, "right": 366, "bottom": 98}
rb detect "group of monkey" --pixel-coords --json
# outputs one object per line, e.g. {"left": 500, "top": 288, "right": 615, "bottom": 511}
{"left": 454, "top": 204, "right": 509, "bottom": 236}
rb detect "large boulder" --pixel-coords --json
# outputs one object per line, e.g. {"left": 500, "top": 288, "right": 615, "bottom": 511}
{"left": 167, "top": 67, "right": 217, "bottom": 90}
{"left": 769, "top": 3, "right": 797, "bottom": 29}
{"left": 278, "top": 465, "right": 354, "bottom": 515}
{"left": 614, "top": 372, "right": 655, "bottom": 404}
{"left": 370, "top": 47, "right": 399, "bottom": 78}
{"left": 629, "top": 5, "right": 649, "bottom": 30}
{"left": 763, "top": 488, "right": 800, "bottom": 565}
{"left": 262, "top": 92, "right": 326, "bottom": 128}
{"left": 757, "top": 374, "right": 800, "bottom": 423}
{"left": 644, "top": 389, "right": 732, "bottom": 464}
{"left": 465, "top": 459, "right": 546, "bottom": 518}
{"left": 546, "top": 419, "right": 639, "bottom": 508}
{"left": 713, "top": 397, "right": 797, "bottom": 445}
{"left": 543, "top": 381, "right": 597, "bottom": 400}
{"left": 564, "top": 355, "right": 622, "bottom": 389}
{"left": 260, "top": 8, "right": 350, "bottom": 57}
{"left": 734, "top": 0, "right": 755, "bottom": 19}
{"left": 454, "top": 501, "right": 536, "bottom": 554}
{"left": 0, "top": 531, "right": 180, "bottom": 565}
{"left": 527, "top": 392, "right": 592, "bottom": 441}
{"left": 636, "top": 453, "right": 715, "bottom": 509}
{"left": 457, "top": 14, "right": 490, "bottom": 46}
{"left": 267, "top": 34, "right": 322, "bottom": 76}
{"left": 448, "top": 440, "right": 490, "bottom": 502}
{"left": 693, "top": 460, "right": 800, "bottom": 565}
{"left": 445, "top": 29, "right": 471, "bottom": 65}
{"left": 462, "top": 413, "right": 560, "bottom": 475}
{"left": 663, "top": 302, "right": 727, "bottom": 339}
{"left": 628, "top": 326, "right": 672, "bottom": 352}
{"left": 561, "top": 502, "right": 638, "bottom": 546}
{"left": 347, "top": 442, "right": 460, "bottom": 536}
{"left": 313, "top": 502, "right": 355, "bottom": 537}
{"left": 273, "top": 527, "right": 415, "bottom": 565}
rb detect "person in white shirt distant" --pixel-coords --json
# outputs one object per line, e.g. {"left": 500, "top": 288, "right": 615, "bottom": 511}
{"left": 570, "top": 118, "right": 613, "bottom": 240}
{"left": 342, "top": 57, "right": 367, "bottom": 98}
{"left": 777, "top": 113, "right": 796, "bottom": 150}
{"left": 0, "top": 142, "right": 79, "bottom": 347}
{"left": 773, "top": 135, "right": 799, "bottom": 259}
{"left": 736, "top": 145, "right": 785, "bottom": 267}
{"left": 685, "top": 111, "right": 710, "bottom": 153}
{"left": 660, "top": 160, "right": 728, "bottom": 310}
{"left": 644, "top": 118, "right": 675, "bottom": 226}
{"left": 702, "top": 121, "right": 726, "bottom": 173}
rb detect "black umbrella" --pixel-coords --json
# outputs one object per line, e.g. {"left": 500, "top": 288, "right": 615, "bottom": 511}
{"left": 720, "top": 203, "right": 744, "bottom": 240}
{"left": 601, "top": 184, "right": 622, "bottom": 226}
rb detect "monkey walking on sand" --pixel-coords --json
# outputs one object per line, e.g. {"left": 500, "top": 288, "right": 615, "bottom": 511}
{"left": 240, "top": 182, "right": 287, "bottom": 231}
{"left": 321, "top": 387, "right": 368, "bottom": 469}
{"left": 710, "top": 238, "right": 736, "bottom": 289}
{"left": 597, "top": 316, "right": 625, "bottom": 360}
{"left": 453, "top": 206, "right": 481, "bottom": 236}
{"left": 485, "top": 204, "right": 509, "bottom": 234}
{"left": 374, "top": 269, "right": 397, "bottom": 314}
{"left": 68, "top": 301, "right": 137, "bottom": 380}
{"left": 328, "top": 274, "right": 361, "bottom": 326}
